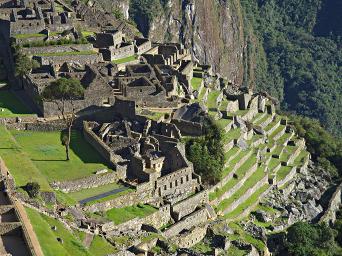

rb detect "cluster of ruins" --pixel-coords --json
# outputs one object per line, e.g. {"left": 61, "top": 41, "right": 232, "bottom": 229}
{"left": 0, "top": 0, "right": 314, "bottom": 254}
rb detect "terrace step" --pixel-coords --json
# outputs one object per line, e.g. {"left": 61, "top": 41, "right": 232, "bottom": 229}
{"left": 221, "top": 172, "right": 269, "bottom": 215}
{"left": 211, "top": 159, "right": 258, "bottom": 206}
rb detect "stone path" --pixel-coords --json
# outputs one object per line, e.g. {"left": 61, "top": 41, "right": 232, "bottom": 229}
{"left": 83, "top": 232, "right": 94, "bottom": 248}
{"left": 79, "top": 186, "right": 129, "bottom": 205}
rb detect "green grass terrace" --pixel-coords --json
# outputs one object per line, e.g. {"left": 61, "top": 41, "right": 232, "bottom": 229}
{"left": 105, "top": 204, "right": 157, "bottom": 224}
{"left": 0, "top": 90, "right": 34, "bottom": 117}
{"left": 112, "top": 55, "right": 138, "bottom": 64}
{"left": 15, "top": 33, "right": 46, "bottom": 39}
{"left": 191, "top": 77, "right": 202, "bottom": 91}
{"left": 37, "top": 50, "right": 97, "bottom": 57}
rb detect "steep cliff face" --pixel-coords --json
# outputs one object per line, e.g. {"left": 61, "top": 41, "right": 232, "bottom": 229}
{"left": 149, "top": 0, "right": 246, "bottom": 85}
{"left": 96, "top": 0, "right": 248, "bottom": 85}
{"left": 114, "top": 0, "right": 246, "bottom": 86}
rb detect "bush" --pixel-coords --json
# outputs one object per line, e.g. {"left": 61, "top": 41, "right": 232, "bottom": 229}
{"left": 26, "top": 182, "right": 40, "bottom": 198}
{"left": 185, "top": 117, "right": 224, "bottom": 184}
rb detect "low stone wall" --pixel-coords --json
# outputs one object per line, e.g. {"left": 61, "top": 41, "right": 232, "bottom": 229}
{"left": 209, "top": 150, "right": 253, "bottom": 193}
{"left": 83, "top": 190, "right": 153, "bottom": 213}
{"left": 171, "top": 119, "right": 203, "bottom": 136}
{"left": 266, "top": 119, "right": 281, "bottom": 135}
{"left": 171, "top": 190, "right": 208, "bottom": 221}
{"left": 276, "top": 166, "right": 297, "bottom": 187}
{"left": 0, "top": 115, "right": 38, "bottom": 125}
{"left": 260, "top": 114, "right": 274, "bottom": 128}
{"left": 223, "top": 175, "right": 268, "bottom": 214}
{"left": 83, "top": 122, "right": 117, "bottom": 168}
{"left": 226, "top": 100, "right": 239, "bottom": 113}
{"left": 320, "top": 183, "right": 342, "bottom": 224}
{"left": 51, "top": 172, "right": 125, "bottom": 193}
{"left": 6, "top": 121, "right": 66, "bottom": 132}
{"left": 273, "top": 126, "right": 287, "bottom": 140}
{"left": 36, "top": 53, "right": 102, "bottom": 66}
{"left": 224, "top": 148, "right": 241, "bottom": 168}
{"left": 163, "top": 207, "right": 208, "bottom": 238}
{"left": 211, "top": 163, "right": 258, "bottom": 206}
{"left": 102, "top": 205, "right": 171, "bottom": 235}
{"left": 170, "top": 225, "right": 208, "bottom": 248}
{"left": 23, "top": 44, "right": 94, "bottom": 55}
{"left": 0, "top": 222, "right": 22, "bottom": 235}
{"left": 223, "top": 139, "right": 235, "bottom": 152}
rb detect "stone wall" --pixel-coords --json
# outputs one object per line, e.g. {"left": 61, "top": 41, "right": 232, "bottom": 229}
{"left": 223, "top": 175, "right": 268, "bottom": 214}
{"left": 0, "top": 115, "right": 38, "bottom": 125}
{"left": 162, "top": 207, "right": 208, "bottom": 238}
{"left": 23, "top": 44, "right": 94, "bottom": 55}
{"left": 276, "top": 166, "right": 297, "bottom": 188}
{"left": 51, "top": 172, "right": 124, "bottom": 193}
{"left": 171, "top": 119, "right": 203, "bottom": 136}
{"left": 102, "top": 205, "right": 171, "bottom": 235}
{"left": 320, "top": 183, "right": 342, "bottom": 224}
{"left": 211, "top": 163, "right": 258, "bottom": 206}
{"left": 210, "top": 150, "right": 254, "bottom": 193}
{"left": 171, "top": 190, "right": 208, "bottom": 221}
{"left": 83, "top": 121, "right": 117, "bottom": 167}
{"left": 83, "top": 190, "right": 152, "bottom": 213}
{"left": 170, "top": 225, "right": 208, "bottom": 248}
{"left": 35, "top": 53, "right": 102, "bottom": 66}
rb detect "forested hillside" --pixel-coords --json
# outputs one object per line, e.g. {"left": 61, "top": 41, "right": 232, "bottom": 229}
{"left": 240, "top": 0, "right": 342, "bottom": 137}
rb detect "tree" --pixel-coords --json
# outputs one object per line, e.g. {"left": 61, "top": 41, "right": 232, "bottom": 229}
{"left": 12, "top": 44, "right": 39, "bottom": 88}
{"left": 42, "top": 78, "right": 85, "bottom": 160}
{"left": 26, "top": 182, "right": 40, "bottom": 198}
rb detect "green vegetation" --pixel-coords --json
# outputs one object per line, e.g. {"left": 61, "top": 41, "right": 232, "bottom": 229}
{"left": 38, "top": 50, "right": 96, "bottom": 57}
{"left": 112, "top": 55, "right": 137, "bottom": 64}
{"left": 240, "top": 0, "right": 342, "bottom": 137}
{"left": 12, "top": 44, "right": 40, "bottom": 79}
{"left": 0, "top": 90, "right": 34, "bottom": 117}
{"left": 11, "top": 129, "right": 110, "bottom": 182}
{"left": 88, "top": 235, "right": 118, "bottom": 256}
{"left": 290, "top": 115, "right": 342, "bottom": 177}
{"left": 68, "top": 182, "right": 125, "bottom": 202}
{"left": 129, "top": 0, "right": 164, "bottom": 37}
{"left": 191, "top": 77, "right": 202, "bottom": 91}
{"left": 15, "top": 33, "right": 45, "bottom": 39}
{"left": 42, "top": 77, "right": 85, "bottom": 160}
{"left": 26, "top": 207, "right": 90, "bottom": 256}
{"left": 25, "top": 182, "right": 40, "bottom": 198}
{"left": 26, "top": 207, "right": 116, "bottom": 256}
{"left": 83, "top": 188, "right": 134, "bottom": 206}
{"left": 0, "top": 126, "right": 51, "bottom": 190}
{"left": 81, "top": 31, "right": 95, "bottom": 37}
{"left": 185, "top": 117, "right": 225, "bottom": 184}
{"left": 105, "top": 204, "right": 157, "bottom": 224}
{"left": 23, "top": 38, "right": 88, "bottom": 48}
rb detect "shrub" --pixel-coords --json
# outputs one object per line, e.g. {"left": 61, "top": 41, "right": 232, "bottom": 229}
{"left": 26, "top": 182, "right": 40, "bottom": 198}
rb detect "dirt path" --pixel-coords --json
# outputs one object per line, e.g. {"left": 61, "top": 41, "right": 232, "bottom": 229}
{"left": 83, "top": 232, "right": 94, "bottom": 248}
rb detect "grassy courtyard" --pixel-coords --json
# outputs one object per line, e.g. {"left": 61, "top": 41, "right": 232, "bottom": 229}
{"left": 10, "top": 130, "right": 111, "bottom": 182}
{"left": 105, "top": 204, "right": 157, "bottom": 224}
{"left": 0, "top": 90, "right": 34, "bottom": 117}
{"left": 26, "top": 207, "right": 116, "bottom": 256}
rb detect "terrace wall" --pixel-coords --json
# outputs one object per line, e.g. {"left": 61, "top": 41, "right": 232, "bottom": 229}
{"left": 23, "top": 44, "right": 93, "bottom": 55}
{"left": 171, "top": 119, "right": 203, "bottom": 136}
{"left": 162, "top": 207, "right": 208, "bottom": 238}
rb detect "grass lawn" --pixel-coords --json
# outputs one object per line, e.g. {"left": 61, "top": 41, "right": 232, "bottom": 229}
{"left": 105, "top": 204, "right": 157, "bottom": 224}
{"left": 88, "top": 235, "right": 117, "bottom": 256}
{"left": 15, "top": 33, "right": 45, "bottom": 39}
{"left": 191, "top": 77, "right": 202, "bottom": 91}
{"left": 10, "top": 130, "right": 111, "bottom": 182}
{"left": 0, "top": 126, "right": 51, "bottom": 190}
{"left": 68, "top": 182, "right": 124, "bottom": 202}
{"left": 112, "top": 55, "right": 137, "bottom": 64}
{"left": 207, "top": 90, "right": 221, "bottom": 110}
{"left": 0, "top": 90, "right": 34, "bottom": 117}
{"left": 38, "top": 50, "right": 97, "bottom": 57}
{"left": 26, "top": 207, "right": 90, "bottom": 256}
